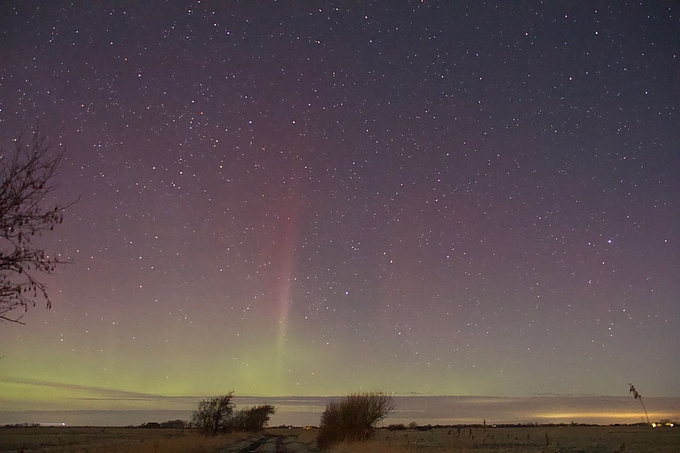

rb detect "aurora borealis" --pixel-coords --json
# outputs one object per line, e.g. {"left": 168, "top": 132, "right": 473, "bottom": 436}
{"left": 1, "top": 2, "right": 678, "bottom": 426}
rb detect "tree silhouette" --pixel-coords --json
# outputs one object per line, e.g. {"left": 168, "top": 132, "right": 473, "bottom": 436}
{"left": 191, "top": 394, "right": 276, "bottom": 435}
{"left": 192, "top": 393, "right": 235, "bottom": 435}
{"left": 231, "top": 404, "right": 276, "bottom": 432}
{"left": 628, "top": 383, "right": 650, "bottom": 424}
{"left": 0, "top": 129, "right": 70, "bottom": 324}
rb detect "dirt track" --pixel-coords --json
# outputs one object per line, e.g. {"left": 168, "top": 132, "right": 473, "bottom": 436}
{"left": 216, "top": 434, "right": 320, "bottom": 453}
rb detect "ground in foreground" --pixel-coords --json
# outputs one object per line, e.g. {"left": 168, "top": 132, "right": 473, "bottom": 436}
{"left": 0, "top": 425, "right": 678, "bottom": 452}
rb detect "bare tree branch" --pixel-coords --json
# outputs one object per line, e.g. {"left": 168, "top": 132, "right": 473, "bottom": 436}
{"left": 0, "top": 128, "right": 73, "bottom": 324}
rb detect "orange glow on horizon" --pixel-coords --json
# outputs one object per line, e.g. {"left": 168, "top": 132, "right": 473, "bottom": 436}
{"left": 533, "top": 411, "right": 671, "bottom": 421}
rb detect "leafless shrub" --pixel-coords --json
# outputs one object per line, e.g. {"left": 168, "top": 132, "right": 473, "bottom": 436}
{"left": 317, "top": 391, "right": 394, "bottom": 450}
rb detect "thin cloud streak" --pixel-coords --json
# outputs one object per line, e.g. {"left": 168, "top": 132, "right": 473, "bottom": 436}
{"left": 0, "top": 375, "right": 199, "bottom": 401}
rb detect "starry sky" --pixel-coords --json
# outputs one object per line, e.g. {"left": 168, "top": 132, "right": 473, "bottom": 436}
{"left": 1, "top": 1, "right": 679, "bottom": 421}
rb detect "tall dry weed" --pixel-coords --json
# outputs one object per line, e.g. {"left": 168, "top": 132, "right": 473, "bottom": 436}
{"left": 628, "top": 383, "right": 650, "bottom": 424}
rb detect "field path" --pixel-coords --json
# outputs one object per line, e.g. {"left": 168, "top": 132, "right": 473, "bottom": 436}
{"left": 215, "top": 434, "right": 320, "bottom": 453}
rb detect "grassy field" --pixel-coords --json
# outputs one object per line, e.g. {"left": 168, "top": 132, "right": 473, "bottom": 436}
{"left": 328, "top": 425, "right": 680, "bottom": 453}
{"left": 0, "top": 425, "right": 678, "bottom": 452}
{"left": 0, "top": 427, "right": 254, "bottom": 453}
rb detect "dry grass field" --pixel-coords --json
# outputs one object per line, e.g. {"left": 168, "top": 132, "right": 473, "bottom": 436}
{"left": 327, "top": 425, "right": 680, "bottom": 453}
{"left": 0, "top": 427, "right": 253, "bottom": 453}
{"left": 1, "top": 425, "right": 678, "bottom": 452}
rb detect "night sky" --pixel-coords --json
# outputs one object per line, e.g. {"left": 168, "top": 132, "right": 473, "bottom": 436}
{"left": 1, "top": 2, "right": 678, "bottom": 420}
